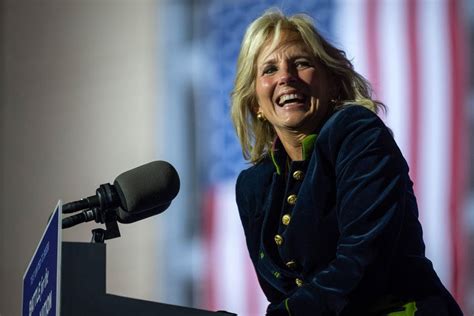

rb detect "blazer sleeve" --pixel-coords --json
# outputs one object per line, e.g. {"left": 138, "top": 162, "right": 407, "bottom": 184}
{"left": 284, "top": 106, "right": 410, "bottom": 315}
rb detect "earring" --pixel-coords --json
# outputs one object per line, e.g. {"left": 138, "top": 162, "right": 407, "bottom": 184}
{"left": 312, "top": 98, "right": 320, "bottom": 107}
{"left": 257, "top": 111, "right": 266, "bottom": 122}
{"left": 330, "top": 96, "right": 341, "bottom": 107}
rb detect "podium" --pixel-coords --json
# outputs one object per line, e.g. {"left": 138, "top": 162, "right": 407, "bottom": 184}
{"left": 62, "top": 242, "right": 234, "bottom": 316}
{"left": 23, "top": 204, "right": 236, "bottom": 316}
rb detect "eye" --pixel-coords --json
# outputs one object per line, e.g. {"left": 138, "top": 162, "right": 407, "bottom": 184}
{"left": 262, "top": 64, "right": 277, "bottom": 75}
{"left": 295, "top": 59, "right": 313, "bottom": 69}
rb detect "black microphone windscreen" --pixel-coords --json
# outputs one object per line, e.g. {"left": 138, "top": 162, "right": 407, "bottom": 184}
{"left": 113, "top": 161, "right": 180, "bottom": 214}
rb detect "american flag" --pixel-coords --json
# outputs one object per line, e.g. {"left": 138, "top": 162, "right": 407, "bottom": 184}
{"left": 196, "top": 1, "right": 468, "bottom": 315}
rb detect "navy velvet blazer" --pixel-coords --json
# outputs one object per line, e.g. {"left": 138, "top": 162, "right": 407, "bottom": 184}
{"left": 235, "top": 105, "right": 461, "bottom": 315}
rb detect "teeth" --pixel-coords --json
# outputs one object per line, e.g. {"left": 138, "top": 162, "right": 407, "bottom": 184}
{"left": 278, "top": 93, "right": 304, "bottom": 105}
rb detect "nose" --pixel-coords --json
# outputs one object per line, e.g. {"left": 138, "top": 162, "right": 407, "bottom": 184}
{"left": 278, "top": 66, "right": 297, "bottom": 85}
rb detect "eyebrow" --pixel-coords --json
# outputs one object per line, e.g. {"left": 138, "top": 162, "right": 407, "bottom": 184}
{"left": 259, "top": 54, "right": 314, "bottom": 67}
{"left": 259, "top": 59, "right": 277, "bottom": 67}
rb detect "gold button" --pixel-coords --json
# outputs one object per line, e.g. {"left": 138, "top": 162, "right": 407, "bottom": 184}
{"left": 286, "top": 260, "right": 297, "bottom": 269}
{"left": 282, "top": 214, "right": 291, "bottom": 226}
{"left": 287, "top": 194, "right": 297, "bottom": 205}
{"left": 274, "top": 234, "right": 283, "bottom": 246}
{"left": 295, "top": 278, "right": 304, "bottom": 287}
{"left": 292, "top": 170, "right": 304, "bottom": 181}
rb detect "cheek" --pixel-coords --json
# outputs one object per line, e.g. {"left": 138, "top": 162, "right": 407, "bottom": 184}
{"left": 308, "top": 76, "right": 327, "bottom": 97}
{"left": 303, "top": 70, "right": 318, "bottom": 87}
{"left": 256, "top": 77, "right": 273, "bottom": 99}
{"left": 307, "top": 68, "right": 332, "bottom": 97}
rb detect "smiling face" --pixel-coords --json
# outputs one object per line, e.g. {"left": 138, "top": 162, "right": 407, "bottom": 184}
{"left": 255, "top": 31, "right": 332, "bottom": 138}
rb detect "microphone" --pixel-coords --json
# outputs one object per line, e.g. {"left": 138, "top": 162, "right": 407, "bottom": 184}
{"left": 62, "top": 161, "right": 180, "bottom": 227}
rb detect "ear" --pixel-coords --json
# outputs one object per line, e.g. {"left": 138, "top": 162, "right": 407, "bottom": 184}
{"left": 251, "top": 102, "right": 261, "bottom": 115}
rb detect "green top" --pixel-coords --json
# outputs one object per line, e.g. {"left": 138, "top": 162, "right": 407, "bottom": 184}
{"left": 270, "top": 134, "right": 318, "bottom": 175}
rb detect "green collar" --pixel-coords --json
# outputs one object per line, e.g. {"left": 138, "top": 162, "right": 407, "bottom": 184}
{"left": 270, "top": 134, "right": 318, "bottom": 175}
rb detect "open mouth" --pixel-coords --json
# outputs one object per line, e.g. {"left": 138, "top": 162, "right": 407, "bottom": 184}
{"left": 276, "top": 93, "right": 306, "bottom": 107}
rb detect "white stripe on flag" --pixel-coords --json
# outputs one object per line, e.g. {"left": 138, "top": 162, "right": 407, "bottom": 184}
{"left": 378, "top": 0, "right": 411, "bottom": 157}
{"left": 334, "top": 0, "right": 369, "bottom": 81}
{"left": 417, "top": 0, "right": 452, "bottom": 288}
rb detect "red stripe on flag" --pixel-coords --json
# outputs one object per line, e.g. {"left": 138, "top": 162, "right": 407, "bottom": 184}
{"left": 447, "top": 0, "right": 467, "bottom": 306}
{"left": 244, "top": 251, "right": 260, "bottom": 316}
{"left": 366, "top": 0, "right": 381, "bottom": 98}
{"left": 407, "top": 0, "right": 420, "bottom": 192}
{"left": 202, "top": 188, "right": 217, "bottom": 310}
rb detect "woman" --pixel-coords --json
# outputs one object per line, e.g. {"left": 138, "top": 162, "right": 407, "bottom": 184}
{"left": 231, "top": 10, "right": 462, "bottom": 316}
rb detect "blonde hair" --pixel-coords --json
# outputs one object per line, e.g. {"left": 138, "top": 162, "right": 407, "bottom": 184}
{"left": 231, "top": 9, "right": 384, "bottom": 163}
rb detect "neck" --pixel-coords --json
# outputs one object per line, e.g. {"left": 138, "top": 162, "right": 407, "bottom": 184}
{"left": 275, "top": 130, "right": 308, "bottom": 161}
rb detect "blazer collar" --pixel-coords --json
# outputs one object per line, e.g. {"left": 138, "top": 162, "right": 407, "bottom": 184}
{"left": 270, "top": 134, "right": 318, "bottom": 175}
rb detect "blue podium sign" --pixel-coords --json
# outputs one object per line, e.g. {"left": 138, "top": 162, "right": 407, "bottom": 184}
{"left": 22, "top": 201, "right": 62, "bottom": 316}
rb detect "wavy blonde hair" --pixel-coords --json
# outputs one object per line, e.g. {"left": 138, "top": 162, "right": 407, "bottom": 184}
{"left": 231, "top": 9, "right": 384, "bottom": 163}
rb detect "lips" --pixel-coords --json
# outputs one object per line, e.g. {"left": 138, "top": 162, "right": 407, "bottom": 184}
{"left": 276, "top": 93, "right": 306, "bottom": 107}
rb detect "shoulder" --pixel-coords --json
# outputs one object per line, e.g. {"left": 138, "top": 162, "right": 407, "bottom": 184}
{"left": 321, "top": 104, "right": 385, "bottom": 135}
{"left": 235, "top": 157, "right": 274, "bottom": 211}
{"left": 236, "top": 157, "right": 274, "bottom": 193}
{"left": 316, "top": 104, "right": 402, "bottom": 165}
{"left": 318, "top": 104, "right": 390, "bottom": 144}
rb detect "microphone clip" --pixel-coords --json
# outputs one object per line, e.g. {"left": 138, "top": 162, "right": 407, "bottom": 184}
{"left": 90, "top": 219, "right": 120, "bottom": 243}
{"left": 90, "top": 207, "right": 121, "bottom": 243}
{"left": 62, "top": 206, "right": 121, "bottom": 243}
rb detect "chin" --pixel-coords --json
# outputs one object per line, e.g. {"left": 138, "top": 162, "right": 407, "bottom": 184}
{"left": 282, "top": 118, "right": 309, "bottom": 129}
{"left": 285, "top": 114, "right": 321, "bottom": 130}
